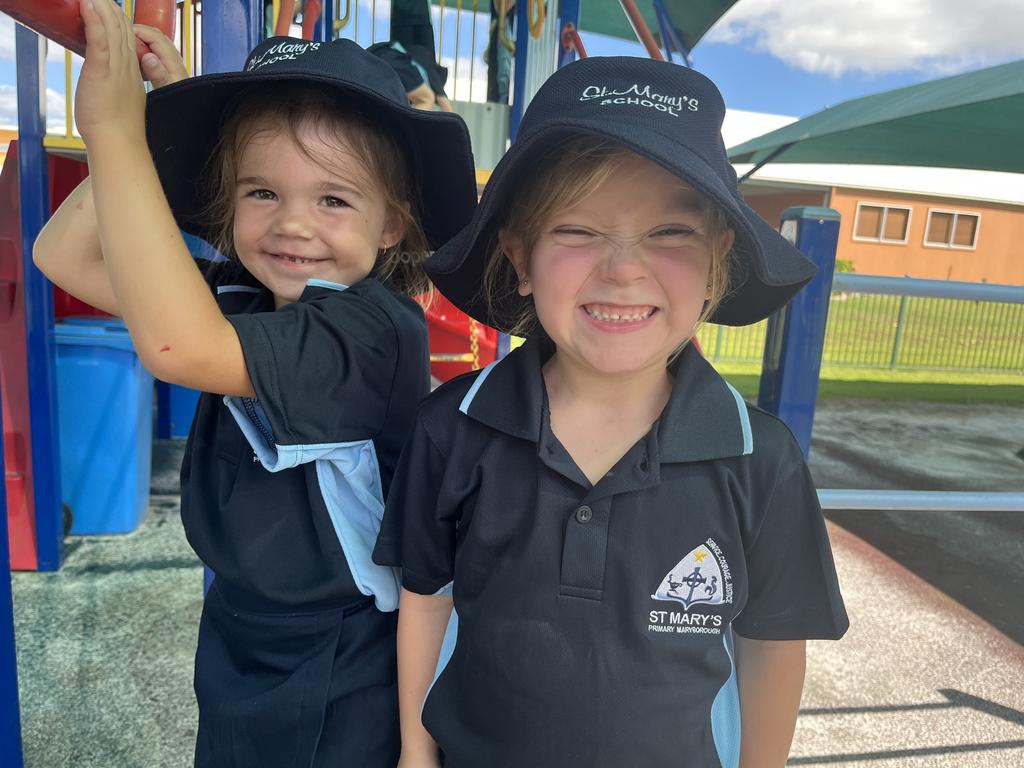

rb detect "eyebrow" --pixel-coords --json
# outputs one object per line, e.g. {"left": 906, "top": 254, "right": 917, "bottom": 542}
{"left": 320, "top": 182, "right": 366, "bottom": 199}
{"left": 675, "top": 189, "right": 706, "bottom": 213}
{"left": 235, "top": 177, "right": 366, "bottom": 199}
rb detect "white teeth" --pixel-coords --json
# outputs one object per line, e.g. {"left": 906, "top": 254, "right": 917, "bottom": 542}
{"left": 584, "top": 306, "right": 653, "bottom": 323}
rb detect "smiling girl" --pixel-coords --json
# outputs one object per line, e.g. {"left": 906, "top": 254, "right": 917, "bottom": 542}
{"left": 374, "top": 57, "right": 848, "bottom": 768}
{"left": 33, "top": 2, "right": 476, "bottom": 765}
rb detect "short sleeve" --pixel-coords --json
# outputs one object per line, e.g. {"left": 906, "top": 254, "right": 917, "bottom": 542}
{"left": 227, "top": 289, "right": 398, "bottom": 448}
{"left": 373, "top": 412, "right": 457, "bottom": 595}
{"left": 733, "top": 460, "right": 849, "bottom": 641}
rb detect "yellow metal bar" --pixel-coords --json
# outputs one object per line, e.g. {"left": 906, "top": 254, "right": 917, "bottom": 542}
{"left": 429, "top": 353, "right": 477, "bottom": 363}
{"left": 124, "top": 0, "right": 134, "bottom": 19}
{"left": 64, "top": 50, "right": 73, "bottom": 139}
{"left": 43, "top": 136, "right": 87, "bottom": 151}
{"left": 334, "top": 0, "right": 352, "bottom": 34}
{"left": 454, "top": 0, "right": 462, "bottom": 101}
{"left": 183, "top": 0, "right": 194, "bottom": 75}
{"left": 469, "top": 0, "right": 478, "bottom": 102}
{"left": 272, "top": 0, "right": 280, "bottom": 30}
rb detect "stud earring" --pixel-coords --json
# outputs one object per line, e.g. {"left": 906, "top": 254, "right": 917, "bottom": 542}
{"left": 520, "top": 278, "right": 529, "bottom": 287}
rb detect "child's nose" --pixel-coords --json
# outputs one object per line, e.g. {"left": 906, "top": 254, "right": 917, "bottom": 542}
{"left": 602, "top": 242, "right": 648, "bottom": 284}
{"left": 272, "top": 202, "right": 314, "bottom": 238}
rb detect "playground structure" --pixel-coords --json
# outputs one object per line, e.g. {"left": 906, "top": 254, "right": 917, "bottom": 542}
{"left": 2, "top": 1, "right": 1024, "bottom": 766}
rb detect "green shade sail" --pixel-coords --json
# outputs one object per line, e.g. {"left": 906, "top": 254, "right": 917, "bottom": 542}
{"left": 728, "top": 59, "right": 1024, "bottom": 173}
{"left": 431, "top": 0, "right": 738, "bottom": 50}
{"left": 578, "top": 0, "right": 738, "bottom": 50}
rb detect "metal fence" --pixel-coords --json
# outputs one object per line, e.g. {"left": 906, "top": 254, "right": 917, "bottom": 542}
{"left": 697, "top": 274, "right": 1024, "bottom": 374}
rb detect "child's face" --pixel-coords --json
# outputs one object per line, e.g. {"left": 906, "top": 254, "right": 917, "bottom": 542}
{"left": 231, "top": 119, "right": 403, "bottom": 308}
{"left": 507, "top": 153, "right": 733, "bottom": 378}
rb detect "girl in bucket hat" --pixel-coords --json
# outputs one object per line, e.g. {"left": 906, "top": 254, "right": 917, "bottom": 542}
{"left": 374, "top": 56, "right": 847, "bottom": 768}
{"left": 34, "top": 1, "right": 475, "bottom": 765}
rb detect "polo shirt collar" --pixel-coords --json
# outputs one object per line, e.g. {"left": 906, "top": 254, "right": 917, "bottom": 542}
{"left": 458, "top": 331, "right": 551, "bottom": 443}
{"left": 658, "top": 344, "right": 753, "bottom": 463}
{"left": 460, "top": 332, "right": 752, "bottom": 463}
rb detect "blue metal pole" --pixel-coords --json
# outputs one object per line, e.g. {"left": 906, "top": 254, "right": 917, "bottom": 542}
{"left": 0, "top": 384, "right": 24, "bottom": 768}
{"left": 557, "top": 0, "right": 582, "bottom": 69}
{"left": 16, "top": 26, "right": 64, "bottom": 572}
{"left": 322, "top": 0, "right": 335, "bottom": 41}
{"left": 202, "top": 0, "right": 264, "bottom": 74}
{"left": 757, "top": 207, "right": 841, "bottom": 460}
{"left": 508, "top": 0, "right": 531, "bottom": 141}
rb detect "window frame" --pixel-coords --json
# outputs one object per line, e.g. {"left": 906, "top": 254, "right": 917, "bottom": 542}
{"left": 852, "top": 202, "right": 913, "bottom": 245}
{"left": 923, "top": 208, "right": 981, "bottom": 250}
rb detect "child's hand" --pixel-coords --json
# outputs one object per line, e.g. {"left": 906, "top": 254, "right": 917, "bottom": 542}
{"left": 135, "top": 25, "right": 188, "bottom": 88}
{"left": 75, "top": 0, "right": 147, "bottom": 144}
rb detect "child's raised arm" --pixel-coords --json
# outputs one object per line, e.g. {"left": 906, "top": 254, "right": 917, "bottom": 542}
{"left": 396, "top": 588, "right": 452, "bottom": 768}
{"left": 735, "top": 636, "right": 807, "bottom": 767}
{"left": 33, "top": 23, "right": 189, "bottom": 317}
{"left": 68, "top": 0, "right": 253, "bottom": 397}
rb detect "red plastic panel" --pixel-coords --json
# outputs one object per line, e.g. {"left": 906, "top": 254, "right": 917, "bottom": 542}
{"left": 0, "top": 143, "right": 39, "bottom": 571}
{"left": 425, "top": 293, "right": 498, "bottom": 382}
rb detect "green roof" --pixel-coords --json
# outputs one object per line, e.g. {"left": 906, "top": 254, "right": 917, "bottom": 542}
{"left": 729, "top": 59, "right": 1024, "bottom": 173}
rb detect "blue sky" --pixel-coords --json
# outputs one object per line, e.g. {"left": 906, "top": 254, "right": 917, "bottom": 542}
{"left": 2, "top": 0, "right": 1023, "bottom": 132}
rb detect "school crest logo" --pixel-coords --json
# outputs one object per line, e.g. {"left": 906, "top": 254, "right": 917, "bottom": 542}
{"left": 652, "top": 539, "right": 733, "bottom": 610}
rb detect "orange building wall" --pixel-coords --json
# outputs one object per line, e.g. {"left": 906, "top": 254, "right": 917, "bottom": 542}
{"left": 829, "top": 187, "right": 1024, "bottom": 285}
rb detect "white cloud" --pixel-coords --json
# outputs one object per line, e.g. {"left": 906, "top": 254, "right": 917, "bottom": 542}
{"left": 0, "top": 84, "right": 71, "bottom": 132}
{"left": 0, "top": 16, "right": 13, "bottom": 61}
{"left": 0, "top": 85, "right": 15, "bottom": 127}
{"left": 708, "top": 0, "right": 1024, "bottom": 77}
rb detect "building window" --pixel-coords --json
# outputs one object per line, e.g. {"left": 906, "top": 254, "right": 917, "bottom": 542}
{"left": 853, "top": 203, "right": 911, "bottom": 244}
{"left": 924, "top": 209, "right": 980, "bottom": 249}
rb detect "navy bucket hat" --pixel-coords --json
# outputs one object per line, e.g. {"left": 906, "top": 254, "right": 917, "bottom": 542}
{"left": 425, "top": 56, "right": 816, "bottom": 329}
{"left": 145, "top": 36, "right": 477, "bottom": 249}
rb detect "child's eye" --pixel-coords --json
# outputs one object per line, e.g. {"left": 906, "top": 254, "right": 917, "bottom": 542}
{"left": 322, "top": 196, "right": 349, "bottom": 208}
{"left": 649, "top": 226, "right": 697, "bottom": 245}
{"left": 551, "top": 227, "right": 597, "bottom": 244}
{"left": 247, "top": 188, "right": 276, "bottom": 201}
{"left": 652, "top": 226, "right": 696, "bottom": 238}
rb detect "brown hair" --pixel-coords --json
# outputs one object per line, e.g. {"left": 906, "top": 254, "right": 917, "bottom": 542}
{"left": 204, "top": 83, "right": 431, "bottom": 297}
{"left": 482, "top": 136, "right": 735, "bottom": 339}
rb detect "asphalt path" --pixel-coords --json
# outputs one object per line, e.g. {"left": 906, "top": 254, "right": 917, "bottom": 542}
{"left": 807, "top": 398, "right": 1024, "bottom": 645}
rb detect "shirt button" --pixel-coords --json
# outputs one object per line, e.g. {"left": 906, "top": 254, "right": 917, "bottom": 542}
{"left": 575, "top": 505, "right": 593, "bottom": 524}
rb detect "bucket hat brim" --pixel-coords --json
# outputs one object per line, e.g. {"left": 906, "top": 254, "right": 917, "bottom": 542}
{"left": 425, "top": 57, "right": 816, "bottom": 330}
{"left": 145, "top": 39, "right": 477, "bottom": 250}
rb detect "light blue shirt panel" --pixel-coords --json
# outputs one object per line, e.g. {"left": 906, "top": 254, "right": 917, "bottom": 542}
{"left": 419, "top": 581, "right": 458, "bottom": 716}
{"left": 223, "top": 395, "right": 400, "bottom": 612}
{"left": 710, "top": 626, "right": 741, "bottom": 768}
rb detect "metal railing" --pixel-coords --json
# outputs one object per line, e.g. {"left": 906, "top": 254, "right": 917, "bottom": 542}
{"left": 47, "top": 0, "right": 508, "bottom": 151}
{"left": 697, "top": 274, "right": 1024, "bottom": 374}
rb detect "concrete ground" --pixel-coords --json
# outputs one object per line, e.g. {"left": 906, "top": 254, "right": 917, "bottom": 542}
{"left": 10, "top": 398, "right": 1024, "bottom": 767}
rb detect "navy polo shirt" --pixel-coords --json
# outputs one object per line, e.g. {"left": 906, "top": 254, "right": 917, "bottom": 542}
{"left": 374, "top": 332, "right": 848, "bottom": 767}
{"left": 181, "top": 261, "right": 430, "bottom": 610}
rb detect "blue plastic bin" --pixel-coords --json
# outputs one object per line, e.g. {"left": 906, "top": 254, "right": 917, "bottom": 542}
{"left": 156, "top": 382, "right": 201, "bottom": 439}
{"left": 54, "top": 318, "right": 153, "bottom": 535}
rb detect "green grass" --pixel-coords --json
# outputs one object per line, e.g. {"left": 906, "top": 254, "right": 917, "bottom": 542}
{"left": 714, "top": 362, "right": 1024, "bottom": 405}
